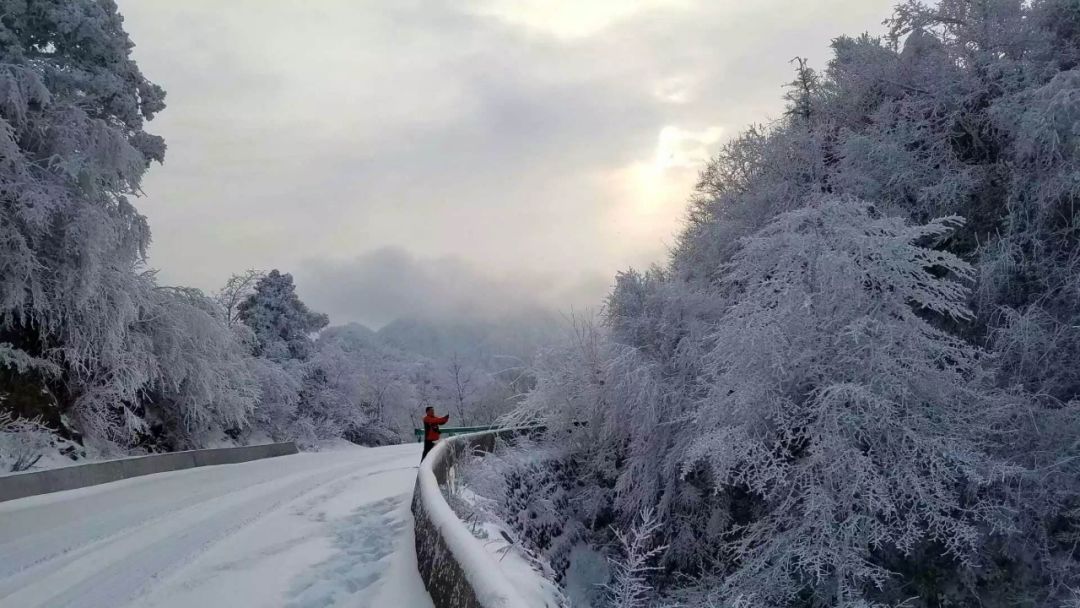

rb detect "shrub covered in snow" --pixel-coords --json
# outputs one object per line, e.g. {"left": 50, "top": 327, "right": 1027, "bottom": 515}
{"left": 0, "top": 411, "right": 53, "bottom": 473}
{"left": 459, "top": 437, "right": 586, "bottom": 582}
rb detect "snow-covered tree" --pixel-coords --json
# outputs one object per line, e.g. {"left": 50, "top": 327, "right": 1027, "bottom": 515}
{"left": 1, "top": 2, "right": 269, "bottom": 454}
{"left": 138, "top": 287, "right": 258, "bottom": 448}
{"left": 245, "top": 356, "right": 302, "bottom": 442}
{"left": 684, "top": 199, "right": 1000, "bottom": 606}
{"left": 604, "top": 508, "right": 667, "bottom": 608}
{"left": 0, "top": 0, "right": 167, "bottom": 445}
{"left": 477, "top": 2, "right": 1080, "bottom": 605}
{"left": 238, "top": 270, "right": 329, "bottom": 361}
{"left": 216, "top": 269, "right": 264, "bottom": 328}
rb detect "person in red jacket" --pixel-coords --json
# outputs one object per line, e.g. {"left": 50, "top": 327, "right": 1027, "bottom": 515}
{"left": 421, "top": 406, "right": 450, "bottom": 462}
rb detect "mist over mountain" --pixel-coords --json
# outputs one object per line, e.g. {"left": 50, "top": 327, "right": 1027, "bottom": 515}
{"left": 297, "top": 247, "right": 609, "bottom": 329}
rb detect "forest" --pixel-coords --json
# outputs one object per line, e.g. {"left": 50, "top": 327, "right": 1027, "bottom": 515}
{"left": 0, "top": 0, "right": 554, "bottom": 471}
{"left": 460, "top": 0, "right": 1080, "bottom": 606}
{"left": 6, "top": 0, "right": 1080, "bottom": 605}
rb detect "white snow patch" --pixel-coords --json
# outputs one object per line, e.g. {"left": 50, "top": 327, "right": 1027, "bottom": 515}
{"left": 0, "top": 442, "right": 431, "bottom": 608}
{"left": 470, "top": 520, "right": 566, "bottom": 608}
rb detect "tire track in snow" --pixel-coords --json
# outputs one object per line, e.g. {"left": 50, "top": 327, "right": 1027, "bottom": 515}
{"left": 34, "top": 463, "right": 360, "bottom": 608}
{"left": 0, "top": 472, "right": 280, "bottom": 581}
{"left": 0, "top": 451, "right": 407, "bottom": 591}
{"left": 1, "top": 453, "right": 413, "bottom": 608}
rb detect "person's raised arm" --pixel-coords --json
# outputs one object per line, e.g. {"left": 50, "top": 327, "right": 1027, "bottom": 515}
{"left": 438, "top": 414, "right": 449, "bottom": 424}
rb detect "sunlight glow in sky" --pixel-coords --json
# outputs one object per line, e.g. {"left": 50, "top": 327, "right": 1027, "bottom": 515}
{"left": 606, "top": 125, "right": 725, "bottom": 243}
{"left": 470, "top": 0, "right": 691, "bottom": 38}
{"left": 117, "top": 0, "right": 893, "bottom": 326}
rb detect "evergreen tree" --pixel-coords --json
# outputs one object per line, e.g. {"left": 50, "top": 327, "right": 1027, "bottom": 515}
{"left": 0, "top": 0, "right": 168, "bottom": 444}
{"left": 238, "top": 270, "right": 329, "bottom": 361}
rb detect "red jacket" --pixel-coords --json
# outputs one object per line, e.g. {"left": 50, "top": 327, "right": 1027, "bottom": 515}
{"left": 423, "top": 413, "right": 449, "bottom": 442}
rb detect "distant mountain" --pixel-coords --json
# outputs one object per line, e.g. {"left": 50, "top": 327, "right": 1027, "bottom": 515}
{"left": 375, "top": 310, "right": 562, "bottom": 368}
{"left": 318, "top": 322, "right": 379, "bottom": 349}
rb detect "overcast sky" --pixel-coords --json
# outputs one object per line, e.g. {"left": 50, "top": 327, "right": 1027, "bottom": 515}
{"left": 117, "top": 0, "right": 894, "bottom": 328}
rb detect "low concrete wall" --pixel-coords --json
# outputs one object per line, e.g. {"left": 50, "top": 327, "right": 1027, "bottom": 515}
{"left": 122, "top": 451, "right": 197, "bottom": 478}
{"left": 0, "top": 442, "right": 298, "bottom": 503}
{"left": 412, "top": 483, "right": 486, "bottom": 608}
{"left": 192, "top": 442, "right": 297, "bottom": 467}
{"left": 413, "top": 429, "right": 533, "bottom": 608}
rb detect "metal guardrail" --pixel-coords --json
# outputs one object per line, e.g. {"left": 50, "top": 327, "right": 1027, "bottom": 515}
{"left": 412, "top": 425, "right": 501, "bottom": 442}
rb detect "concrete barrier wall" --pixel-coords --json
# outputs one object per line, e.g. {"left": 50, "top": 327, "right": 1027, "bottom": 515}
{"left": 412, "top": 484, "right": 486, "bottom": 608}
{"left": 413, "top": 429, "right": 533, "bottom": 608}
{"left": 0, "top": 442, "right": 298, "bottom": 503}
{"left": 191, "top": 442, "right": 298, "bottom": 467}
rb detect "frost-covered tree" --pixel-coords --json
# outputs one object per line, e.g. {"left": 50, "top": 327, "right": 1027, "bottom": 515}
{"left": 0, "top": 0, "right": 168, "bottom": 444}
{"left": 0, "top": 1, "right": 271, "bottom": 454}
{"left": 685, "top": 199, "right": 1001, "bottom": 606}
{"left": 446, "top": 353, "right": 475, "bottom": 422}
{"left": 216, "top": 269, "right": 264, "bottom": 328}
{"left": 477, "top": 1, "right": 1080, "bottom": 605}
{"left": 604, "top": 508, "right": 667, "bottom": 608}
{"left": 238, "top": 270, "right": 329, "bottom": 361}
{"left": 137, "top": 287, "right": 258, "bottom": 449}
{"left": 245, "top": 356, "right": 302, "bottom": 442}
{"left": 298, "top": 331, "right": 391, "bottom": 447}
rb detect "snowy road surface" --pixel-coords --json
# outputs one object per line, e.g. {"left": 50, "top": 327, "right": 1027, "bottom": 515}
{"left": 0, "top": 443, "right": 434, "bottom": 608}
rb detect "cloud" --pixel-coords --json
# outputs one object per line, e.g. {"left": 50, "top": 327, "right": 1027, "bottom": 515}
{"left": 467, "top": 0, "right": 691, "bottom": 39}
{"left": 297, "top": 247, "right": 610, "bottom": 328}
{"left": 118, "top": 0, "right": 896, "bottom": 321}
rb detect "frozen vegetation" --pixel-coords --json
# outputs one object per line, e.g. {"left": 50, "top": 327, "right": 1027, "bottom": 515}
{"left": 0, "top": 0, "right": 556, "bottom": 471}
{"left": 8, "top": 0, "right": 1080, "bottom": 607}
{"left": 463, "top": 1, "right": 1080, "bottom": 606}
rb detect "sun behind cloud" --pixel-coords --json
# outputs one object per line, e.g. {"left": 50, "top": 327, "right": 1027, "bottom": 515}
{"left": 603, "top": 124, "right": 723, "bottom": 250}
{"left": 469, "top": 0, "right": 692, "bottom": 38}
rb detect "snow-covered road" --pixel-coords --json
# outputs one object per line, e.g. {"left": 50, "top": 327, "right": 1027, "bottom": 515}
{"left": 0, "top": 443, "right": 434, "bottom": 608}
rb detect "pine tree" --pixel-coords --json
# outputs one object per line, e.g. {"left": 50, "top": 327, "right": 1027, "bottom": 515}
{"left": 237, "top": 270, "right": 329, "bottom": 361}
{"left": 0, "top": 0, "right": 167, "bottom": 444}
